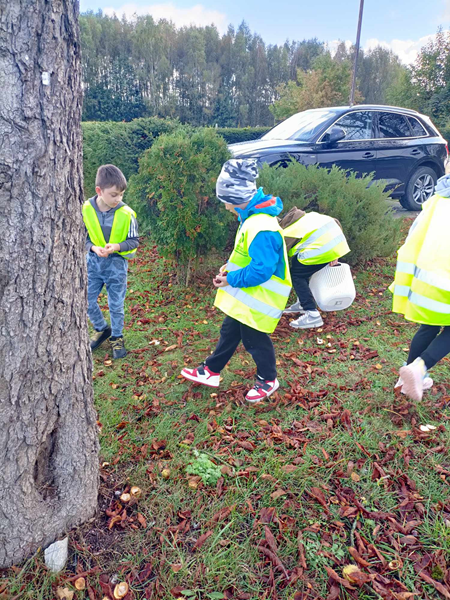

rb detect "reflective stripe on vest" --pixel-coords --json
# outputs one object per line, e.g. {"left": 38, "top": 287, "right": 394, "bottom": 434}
{"left": 284, "top": 213, "right": 350, "bottom": 265}
{"left": 82, "top": 201, "right": 137, "bottom": 260}
{"left": 227, "top": 262, "right": 291, "bottom": 297}
{"left": 214, "top": 212, "right": 292, "bottom": 333}
{"left": 390, "top": 195, "right": 450, "bottom": 325}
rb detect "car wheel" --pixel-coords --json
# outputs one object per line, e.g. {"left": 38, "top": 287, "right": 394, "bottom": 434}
{"left": 403, "top": 166, "right": 437, "bottom": 211}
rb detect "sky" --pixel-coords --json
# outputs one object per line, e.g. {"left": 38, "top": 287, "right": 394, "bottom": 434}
{"left": 78, "top": 0, "right": 450, "bottom": 64}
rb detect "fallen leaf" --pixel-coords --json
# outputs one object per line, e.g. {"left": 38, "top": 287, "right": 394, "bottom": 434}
{"left": 56, "top": 588, "right": 74, "bottom": 600}
{"left": 342, "top": 564, "right": 371, "bottom": 586}
{"left": 171, "top": 563, "right": 183, "bottom": 573}
{"left": 192, "top": 531, "right": 213, "bottom": 551}
{"left": 137, "top": 512, "right": 147, "bottom": 528}
{"left": 270, "top": 488, "right": 287, "bottom": 500}
{"left": 164, "top": 344, "right": 177, "bottom": 352}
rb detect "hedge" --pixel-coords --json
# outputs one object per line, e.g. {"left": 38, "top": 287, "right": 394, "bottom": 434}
{"left": 82, "top": 119, "right": 270, "bottom": 198}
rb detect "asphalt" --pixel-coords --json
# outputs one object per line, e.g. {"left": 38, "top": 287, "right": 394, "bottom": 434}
{"left": 386, "top": 199, "right": 419, "bottom": 219}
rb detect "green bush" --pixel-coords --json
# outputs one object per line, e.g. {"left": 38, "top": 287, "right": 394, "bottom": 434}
{"left": 82, "top": 117, "right": 181, "bottom": 197}
{"left": 215, "top": 126, "right": 271, "bottom": 144}
{"left": 440, "top": 126, "right": 450, "bottom": 145}
{"left": 82, "top": 119, "right": 269, "bottom": 198}
{"left": 257, "top": 161, "right": 402, "bottom": 266}
{"left": 127, "top": 128, "right": 232, "bottom": 284}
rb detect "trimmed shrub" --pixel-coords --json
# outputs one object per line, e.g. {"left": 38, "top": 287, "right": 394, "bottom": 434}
{"left": 127, "top": 128, "right": 232, "bottom": 285}
{"left": 82, "top": 117, "right": 181, "bottom": 197}
{"left": 215, "top": 126, "right": 271, "bottom": 144}
{"left": 257, "top": 161, "right": 402, "bottom": 266}
{"left": 82, "top": 119, "right": 269, "bottom": 198}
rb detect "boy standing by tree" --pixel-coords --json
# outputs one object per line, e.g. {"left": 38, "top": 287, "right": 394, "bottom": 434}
{"left": 83, "top": 165, "right": 138, "bottom": 359}
{"left": 181, "top": 159, "right": 291, "bottom": 403}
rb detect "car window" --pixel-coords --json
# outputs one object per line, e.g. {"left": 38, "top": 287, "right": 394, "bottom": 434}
{"left": 262, "top": 109, "right": 336, "bottom": 142}
{"left": 378, "top": 112, "right": 411, "bottom": 138}
{"left": 407, "top": 116, "right": 427, "bottom": 137}
{"left": 333, "top": 111, "right": 374, "bottom": 141}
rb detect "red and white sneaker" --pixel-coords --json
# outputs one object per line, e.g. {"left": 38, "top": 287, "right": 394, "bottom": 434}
{"left": 181, "top": 363, "right": 220, "bottom": 388}
{"left": 245, "top": 378, "right": 279, "bottom": 403}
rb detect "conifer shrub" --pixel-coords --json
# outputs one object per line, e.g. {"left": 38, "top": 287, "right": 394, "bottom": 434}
{"left": 127, "top": 128, "right": 232, "bottom": 285}
{"left": 257, "top": 161, "right": 401, "bottom": 265}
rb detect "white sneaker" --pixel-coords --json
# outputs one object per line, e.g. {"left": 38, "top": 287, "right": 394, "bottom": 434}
{"left": 181, "top": 363, "right": 220, "bottom": 388}
{"left": 290, "top": 310, "right": 324, "bottom": 329}
{"left": 283, "top": 299, "right": 304, "bottom": 314}
{"left": 395, "top": 375, "right": 433, "bottom": 394}
{"left": 399, "top": 358, "right": 428, "bottom": 402}
{"left": 245, "top": 378, "right": 279, "bottom": 403}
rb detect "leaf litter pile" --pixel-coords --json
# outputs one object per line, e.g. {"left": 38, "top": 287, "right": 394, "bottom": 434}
{"left": 2, "top": 236, "right": 450, "bottom": 600}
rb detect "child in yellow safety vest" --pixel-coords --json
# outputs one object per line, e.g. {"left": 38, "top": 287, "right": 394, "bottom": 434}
{"left": 390, "top": 173, "right": 450, "bottom": 401}
{"left": 82, "top": 165, "right": 138, "bottom": 360}
{"left": 181, "top": 159, "right": 291, "bottom": 403}
{"left": 282, "top": 210, "right": 350, "bottom": 328}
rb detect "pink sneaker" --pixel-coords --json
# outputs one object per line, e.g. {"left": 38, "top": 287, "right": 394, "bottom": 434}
{"left": 399, "top": 358, "right": 427, "bottom": 402}
{"left": 181, "top": 363, "right": 220, "bottom": 388}
{"left": 245, "top": 378, "right": 279, "bottom": 403}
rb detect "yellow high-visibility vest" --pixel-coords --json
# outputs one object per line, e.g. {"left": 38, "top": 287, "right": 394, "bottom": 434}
{"left": 283, "top": 212, "right": 350, "bottom": 265}
{"left": 390, "top": 194, "right": 450, "bottom": 326}
{"left": 82, "top": 201, "right": 137, "bottom": 260}
{"left": 214, "top": 213, "right": 292, "bottom": 333}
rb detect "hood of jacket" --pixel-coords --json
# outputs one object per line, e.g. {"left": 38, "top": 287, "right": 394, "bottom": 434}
{"left": 235, "top": 187, "right": 283, "bottom": 223}
{"left": 435, "top": 174, "right": 450, "bottom": 198}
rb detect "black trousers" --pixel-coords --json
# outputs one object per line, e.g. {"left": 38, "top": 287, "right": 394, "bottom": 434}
{"left": 290, "top": 258, "right": 328, "bottom": 311}
{"left": 408, "top": 324, "right": 450, "bottom": 370}
{"left": 205, "top": 316, "right": 277, "bottom": 381}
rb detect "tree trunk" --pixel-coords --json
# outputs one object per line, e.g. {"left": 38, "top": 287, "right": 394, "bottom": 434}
{"left": 0, "top": 0, "right": 99, "bottom": 568}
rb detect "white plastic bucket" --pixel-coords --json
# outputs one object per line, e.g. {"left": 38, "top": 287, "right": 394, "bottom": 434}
{"left": 309, "top": 263, "right": 356, "bottom": 312}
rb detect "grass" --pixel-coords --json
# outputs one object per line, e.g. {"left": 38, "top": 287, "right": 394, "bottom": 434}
{"left": 2, "top": 234, "right": 450, "bottom": 600}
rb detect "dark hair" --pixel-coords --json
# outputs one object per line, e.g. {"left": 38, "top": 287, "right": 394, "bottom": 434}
{"left": 95, "top": 164, "right": 127, "bottom": 192}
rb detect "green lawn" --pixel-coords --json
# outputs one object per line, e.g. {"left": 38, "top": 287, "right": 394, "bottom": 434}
{"left": 3, "top": 237, "right": 450, "bottom": 600}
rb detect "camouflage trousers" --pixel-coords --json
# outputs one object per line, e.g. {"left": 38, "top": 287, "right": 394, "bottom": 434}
{"left": 87, "top": 253, "right": 128, "bottom": 338}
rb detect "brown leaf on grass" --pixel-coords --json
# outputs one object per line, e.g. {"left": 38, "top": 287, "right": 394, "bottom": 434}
{"left": 270, "top": 488, "right": 287, "bottom": 500}
{"left": 164, "top": 344, "right": 178, "bottom": 352}
{"left": 418, "top": 571, "right": 450, "bottom": 599}
{"left": 297, "top": 532, "right": 307, "bottom": 569}
{"left": 108, "top": 515, "right": 122, "bottom": 529}
{"left": 326, "top": 583, "right": 341, "bottom": 600}
{"left": 56, "top": 588, "right": 74, "bottom": 600}
{"left": 237, "top": 440, "right": 255, "bottom": 451}
{"left": 281, "top": 464, "right": 298, "bottom": 474}
{"left": 342, "top": 565, "right": 372, "bottom": 586}
{"left": 348, "top": 546, "right": 370, "bottom": 567}
{"left": 264, "top": 525, "right": 278, "bottom": 554}
{"left": 170, "top": 586, "right": 185, "bottom": 597}
{"left": 171, "top": 564, "right": 183, "bottom": 573}
{"left": 258, "top": 507, "right": 276, "bottom": 524}
{"left": 399, "top": 535, "right": 418, "bottom": 546}
{"left": 207, "top": 505, "right": 235, "bottom": 526}
{"left": 258, "top": 545, "right": 289, "bottom": 579}
{"left": 137, "top": 512, "right": 147, "bottom": 528}
{"left": 307, "top": 487, "right": 330, "bottom": 513}
{"left": 192, "top": 530, "right": 213, "bottom": 551}
{"left": 324, "top": 566, "right": 354, "bottom": 589}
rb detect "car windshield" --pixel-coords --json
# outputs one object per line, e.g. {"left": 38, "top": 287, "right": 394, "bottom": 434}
{"left": 262, "top": 109, "right": 337, "bottom": 142}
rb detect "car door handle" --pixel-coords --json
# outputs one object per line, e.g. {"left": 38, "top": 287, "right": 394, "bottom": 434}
{"left": 363, "top": 152, "right": 375, "bottom": 159}
{"left": 410, "top": 149, "right": 422, "bottom": 155}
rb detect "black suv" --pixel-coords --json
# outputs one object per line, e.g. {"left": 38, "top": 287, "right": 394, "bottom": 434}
{"left": 229, "top": 105, "right": 448, "bottom": 210}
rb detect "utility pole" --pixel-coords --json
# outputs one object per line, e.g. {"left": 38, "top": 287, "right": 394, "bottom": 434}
{"left": 349, "top": 0, "right": 365, "bottom": 106}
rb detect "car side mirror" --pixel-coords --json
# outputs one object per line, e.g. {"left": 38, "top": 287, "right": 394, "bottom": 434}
{"left": 323, "top": 126, "right": 345, "bottom": 147}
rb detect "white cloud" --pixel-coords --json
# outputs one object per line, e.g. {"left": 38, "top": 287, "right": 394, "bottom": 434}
{"left": 364, "top": 34, "right": 438, "bottom": 65}
{"left": 442, "top": 0, "right": 450, "bottom": 21}
{"left": 327, "top": 39, "right": 353, "bottom": 55}
{"left": 103, "top": 3, "right": 228, "bottom": 33}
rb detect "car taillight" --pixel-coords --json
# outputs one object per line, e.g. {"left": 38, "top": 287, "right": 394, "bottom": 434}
{"left": 446, "top": 143, "right": 449, "bottom": 158}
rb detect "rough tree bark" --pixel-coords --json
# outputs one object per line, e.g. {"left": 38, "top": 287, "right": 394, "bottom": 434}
{"left": 0, "top": 0, "right": 99, "bottom": 567}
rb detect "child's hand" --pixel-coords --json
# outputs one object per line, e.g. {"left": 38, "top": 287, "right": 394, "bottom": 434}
{"left": 92, "top": 246, "right": 109, "bottom": 258}
{"left": 213, "top": 274, "right": 229, "bottom": 288}
{"left": 219, "top": 264, "right": 228, "bottom": 274}
{"left": 105, "top": 243, "right": 121, "bottom": 254}
{"left": 330, "top": 259, "right": 339, "bottom": 266}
